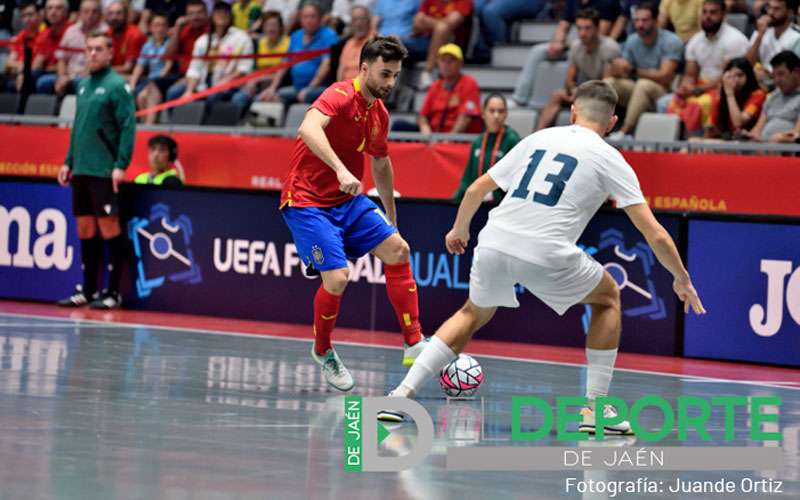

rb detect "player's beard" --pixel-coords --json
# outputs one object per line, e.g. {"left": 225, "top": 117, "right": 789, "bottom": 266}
{"left": 365, "top": 79, "right": 392, "bottom": 100}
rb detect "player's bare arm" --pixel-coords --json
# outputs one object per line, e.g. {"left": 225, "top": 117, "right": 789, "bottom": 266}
{"left": 298, "top": 108, "right": 362, "bottom": 195}
{"left": 445, "top": 173, "right": 499, "bottom": 255}
{"left": 371, "top": 156, "right": 397, "bottom": 226}
{"left": 624, "top": 203, "right": 706, "bottom": 315}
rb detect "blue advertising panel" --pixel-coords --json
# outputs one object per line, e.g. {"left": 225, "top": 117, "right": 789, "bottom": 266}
{"left": 122, "top": 186, "right": 681, "bottom": 355}
{"left": 685, "top": 220, "right": 800, "bottom": 366}
{"left": 0, "top": 181, "right": 82, "bottom": 301}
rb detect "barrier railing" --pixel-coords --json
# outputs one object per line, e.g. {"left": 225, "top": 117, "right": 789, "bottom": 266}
{"left": 3, "top": 113, "right": 800, "bottom": 153}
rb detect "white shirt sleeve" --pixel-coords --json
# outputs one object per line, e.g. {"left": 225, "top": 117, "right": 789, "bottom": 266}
{"left": 235, "top": 31, "right": 255, "bottom": 74}
{"left": 488, "top": 136, "right": 532, "bottom": 191}
{"left": 186, "top": 34, "right": 207, "bottom": 81}
{"left": 600, "top": 150, "right": 646, "bottom": 208}
{"left": 685, "top": 34, "right": 699, "bottom": 62}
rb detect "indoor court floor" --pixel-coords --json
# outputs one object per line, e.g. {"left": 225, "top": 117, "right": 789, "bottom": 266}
{"left": 0, "top": 301, "right": 798, "bottom": 500}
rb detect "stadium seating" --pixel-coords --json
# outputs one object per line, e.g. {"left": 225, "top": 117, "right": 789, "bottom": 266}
{"left": 634, "top": 113, "right": 682, "bottom": 141}
{"left": 284, "top": 103, "right": 309, "bottom": 132}
{"left": 24, "top": 94, "right": 58, "bottom": 116}
{"left": 506, "top": 108, "right": 538, "bottom": 136}
{"left": 528, "top": 60, "right": 569, "bottom": 109}
{"left": 170, "top": 102, "right": 205, "bottom": 126}
{"left": 204, "top": 102, "right": 242, "bottom": 126}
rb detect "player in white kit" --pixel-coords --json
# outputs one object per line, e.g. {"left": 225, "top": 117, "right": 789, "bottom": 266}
{"left": 378, "top": 81, "right": 706, "bottom": 433}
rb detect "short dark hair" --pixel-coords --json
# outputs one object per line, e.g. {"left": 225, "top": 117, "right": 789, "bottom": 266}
{"left": 186, "top": 0, "right": 207, "bottom": 11}
{"left": 483, "top": 92, "right": 507, "bottom": 109}
{"left": 771, "top": 50, "right": 800, "bottom": 71}
{"left": 574, "top": 80, "right": 618, "bottom": 124}
{"left": 150, "top": 10, "right": 169, "bottom": 22}
{"left": 301, "top": 0, "right": 323, "bottom": 16}
{"left": 633, "top": 1, "right": 658, "bottom": 18}
{"left": 359, "top": 36, "right": 408, "bottom": 65}
{"left": 212, "top": 1, "right": 231, "bottom": 13}
{"left": 19, "top": 0, "right": 39, "bottom": 12}
{"left": 148, "top": 134, "right": 178, "bottom": 162}
{"left": 575, "top": 7, "right": 600, "bottom": 26}
{"left": 773, "top": 0, "right": 800, "bottom": 11}
{"left": 703, "top": 0, "right": 726, "bottom": 11}
{"left": 87, "top": 31, "right": 113, "bottom": 49}
{"left": 262, "top": 10, "right": 284, "bottom": 32}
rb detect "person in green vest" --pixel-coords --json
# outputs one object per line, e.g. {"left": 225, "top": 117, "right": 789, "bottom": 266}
{"left": 453, "top": 93, "right": 521, "bottom": 204}
{"left": 56, "top": 31, "right": 135, "bottom": 310}
{"left": 135, "top": 135, "right": 184, "bottom": 187}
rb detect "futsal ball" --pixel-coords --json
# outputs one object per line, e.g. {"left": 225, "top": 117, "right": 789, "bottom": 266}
{"left": 439, "top": 354, "right": 483, "bottom": 397}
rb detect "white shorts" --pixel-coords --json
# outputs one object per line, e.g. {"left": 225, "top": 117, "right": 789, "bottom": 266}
{"left": 468, "top": 246, "right": 604, "bottom": 315}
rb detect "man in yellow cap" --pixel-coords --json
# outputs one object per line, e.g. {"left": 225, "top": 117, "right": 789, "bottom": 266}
{"left": 392, "top": 43, "right": 482, "bottom": 134}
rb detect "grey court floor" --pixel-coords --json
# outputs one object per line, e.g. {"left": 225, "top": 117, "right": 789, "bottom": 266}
{"left": 0, "top": 314, "right": 798, "bottom": 500}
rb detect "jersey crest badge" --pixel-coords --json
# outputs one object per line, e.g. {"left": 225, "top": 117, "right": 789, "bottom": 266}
{"left": 312, "top": 245, "right": 324, "bottom": 265}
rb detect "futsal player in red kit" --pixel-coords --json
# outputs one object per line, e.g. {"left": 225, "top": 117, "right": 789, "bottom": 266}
{"left": 280, "top": 36, "right": 427, "bottom": 391}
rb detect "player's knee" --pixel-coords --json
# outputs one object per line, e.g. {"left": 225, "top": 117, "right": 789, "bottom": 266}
{"left": 384, "top": 239, "right": 410, "bottom": 265}
{"left": 604, "top": 281, "right": 621, "bottom": 310}
{"left": 323, "top": 269, "right": 350, "bottom": 295}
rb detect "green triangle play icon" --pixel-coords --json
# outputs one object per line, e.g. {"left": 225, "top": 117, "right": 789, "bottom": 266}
{"left": 378, "top": 422, "right": 391, "bottom": 445}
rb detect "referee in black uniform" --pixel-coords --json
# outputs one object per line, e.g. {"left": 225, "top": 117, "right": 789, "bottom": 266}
{"left": 57, "top": 32, "right": 136, "bottom": 309}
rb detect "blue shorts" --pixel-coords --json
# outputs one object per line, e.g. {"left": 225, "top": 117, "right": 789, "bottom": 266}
{"left": 282, "top": 195, "right": 397, "bottom": 272}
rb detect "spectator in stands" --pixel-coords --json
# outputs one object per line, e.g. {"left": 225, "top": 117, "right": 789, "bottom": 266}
{"left": 232, "top": 10, "right": 289, "bottom": 109}
{"left": 405, "top": 0, "right": 473, "bottom": 89}
{"left": 475, "top": 0, "right": 548, "bottom": 50}
{"left": 259, "top": 1, "right": 338, "bottom": 106}
{"left": 106, "top": 1, "right": 146, "bottom": 77}
{"left": 130, "top": 12, "right": 174, "bottom": 113}
{"left": 262, "top": 0, "right": 301, "bottom": 33}
{"left": 232, "top": 0, "right": 262, "bottom": 31}
{"left": 741, "top": 50, "right": 800, "bottom": 141}
{"left": 337, "top": 5, "right": 375, "bottom": 80}
{"left": 659, "top": 0, "right": 749, "bottom": 132}
{"left": 3, "top": 1, "right": 42, "bottom": 94}
{"left": 536, "top": 8, "right": 621, "bottom": 129}
{"left": 611, "top": 0, "right": 658, "bottom": 41}
{"left": 509, "top": 0, "right": 620, "bottom": 108}
{"left": 181, "top": 2, "right": 254, "bottom": 107}
{"left": 701, "top": 57, "right": 766, "bottom": 138}
{"left": 138, "top": 0, "right": 187, "bottom": 32}
{"left": 327, "top": 0, "right": 374, "bottom": 33}
{"left": 392, "top": 43, "right": 482, "bottom": 133}
{"left": 37, "top": 0, "right": 108, "bottom": 95}
{"left": 658, "top": 0, "right": 703, "bottom": 43}
{"left": 605, "top": 2, "right": 683, "bottom": 139}
{"left": 137, "top": 0, "right": 207, "bottom": 123}
{"left": 747, "top": 0, "right": 800, "bottom": 74}
{"left": 135, "top": 135, "right": 184, "bottom": 186}
{"left": 373, "top": 0, "right": 418, "bottom": 39}
{"left": 31, "top": 0, "right": 72, "bottom": 94}
{"left": 454, "top": 93, "right": 520, "bottom": 203}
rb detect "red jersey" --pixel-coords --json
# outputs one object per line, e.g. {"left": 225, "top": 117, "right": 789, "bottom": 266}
{"left": 11, "top": 26, "right": 41, "bottom": 61}
{"left": 420, "top": 73, "right": 482, "bottom": 133}
{"left": 111, "top": 24, "right": 146, "bottom": 66}
{"left": 178, "top": 24, "right": 208, "bottom": 74}
{"left": 420, "top": 0, "right": 473, "bottom": 46}
{"left": 281, "top": 78, "right": 390, "bottom": 208}
{"left": 34, "top": 22, "right": 71, "bottom": 68}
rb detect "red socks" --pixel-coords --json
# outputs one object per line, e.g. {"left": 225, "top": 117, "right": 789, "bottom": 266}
{"left": 384, "top": 262, "right": 423, "bottom": 345}
{"left": 313, "top": 285, "right": 342, "bottom": 355}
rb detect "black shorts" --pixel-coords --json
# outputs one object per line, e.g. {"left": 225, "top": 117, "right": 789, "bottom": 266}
{"left": 72, "top": 174, "right": 118, "bottom": 217}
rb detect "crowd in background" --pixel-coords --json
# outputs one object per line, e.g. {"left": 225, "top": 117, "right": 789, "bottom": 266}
{"left": 2, "top": 0, "right": 800, "bottom": 145}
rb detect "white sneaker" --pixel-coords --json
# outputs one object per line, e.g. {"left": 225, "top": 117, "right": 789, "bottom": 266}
{"left": 417, "top": 70, "right": 433, "bottom": 90}
{"left": 377, "top": 390, "right": 406, "bottom": 422}
{"left": 311, "top": 347, "right": 354, "bottom": 392}
{"left": 402, "top": 336, "right": 429, "bottom": 367}
{"left": 578, "top": 404, "right": 634, "bottom": 435}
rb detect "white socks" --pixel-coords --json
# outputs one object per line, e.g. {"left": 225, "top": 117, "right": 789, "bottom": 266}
{"left": 585, "top": 347, "right": 618, "bottom": 403}
{"left": 395, "top": 336, "right": 456, "bottom": 397}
